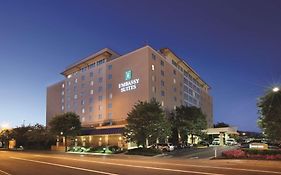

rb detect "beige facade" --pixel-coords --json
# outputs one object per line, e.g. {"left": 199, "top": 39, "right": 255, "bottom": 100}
{"left": 46, "top": 45, "right": 213, "bottom": 146}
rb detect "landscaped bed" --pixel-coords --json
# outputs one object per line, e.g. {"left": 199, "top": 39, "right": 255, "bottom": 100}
{"left": 68, "top": 146, "right": 124, "bottom": 154}
{"left": 222, "top": 149, "right": 281, "bottom": 160}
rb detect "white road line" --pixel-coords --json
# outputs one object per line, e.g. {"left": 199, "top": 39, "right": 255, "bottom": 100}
{"left": 10, "top": 157, "right": 118, "bottom": 175}
{"left": 0, "top": 170, "right": 11, "bottom": 175}
{"left": 34, "top": 155, "right": 281, "bottom": 175}
{"left": 32, "top": 155, "right": 224, "bottom": 175}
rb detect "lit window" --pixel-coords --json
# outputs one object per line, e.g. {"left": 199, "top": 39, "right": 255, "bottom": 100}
{"left": 173, "top": 78, "right": 176, "bottom": 84}
{"left": 62, "top": 84, "right": 65, "bottom": 88}
{"left": 90, "top": 81, "right": 94, "bottom": 86}
{"left": 152, "top": 75, "right": 155, "bottom": 82}
{"left": 81, "top": 100, "right": 85, "bottom": 105}
{"left": 109, "top": 93, "right": 113, "bottom": 99}
{"left": 61, "top": 106, "right": 64, "bottom": 111}
{"left": 61, "top": 98, "right": 64, "bottom": 103}
{"left": 90, "top": 89, "right": 94, "bottom": 94}
{"left": 151, "top": 65, "right": 155, "bottom": 71}
{"left": 174, "top": 106, "right": 177, "bottom": 110}
{"left": 82, "top": 117, "right": 85, "bottom": 122}
{"left": 152, "top": 86, "right": 156, "bottom": 93}
{"left": 98, "top": 105, "right": 102, "bottom": 110}
{"left": 75, "top": 78, "right": 78, "bottom": 83}
{"left": 161, "top": 101, "right": 164, "bottom": 106}
{"left": 61, "top": 91, "right": 64, "bottom": 96}
{"left": 82, "top": 108, "right": 85, "bottom": 114}
{"left": 67, "top": 74, "right": 72, "bottom": 79}
{"left": 74, "top": 94, "right": 78, "bottom": 99}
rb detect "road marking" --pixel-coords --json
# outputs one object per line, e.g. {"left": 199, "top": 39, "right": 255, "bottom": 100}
{"left": 34, "top": 155, "right": 281, "bottom": 174}
{"left": 32, "top": 155, "right": 224, "bottom": 175}
{"left": 0, "top": 169, "right": 11, "bottom": 175}
{"left": 10, "top": 157, "right": 118, "bottom": 175}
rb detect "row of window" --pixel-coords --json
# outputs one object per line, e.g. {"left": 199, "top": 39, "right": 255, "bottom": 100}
{"left": 67, "top": 63, "right": 112, "bottom": 79}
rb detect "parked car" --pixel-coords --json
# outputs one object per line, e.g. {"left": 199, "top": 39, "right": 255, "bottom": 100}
{"left": 197, "top": 140, "right": 210, "bottom": 147}
{"left": 226, "top": 138, "right": 237, "bottom": 146}
{"left": 153, "top": 143, "right": 175, "bottom": 152}
{"left": 212, "top": 138, "right": 220, "bottom": 145}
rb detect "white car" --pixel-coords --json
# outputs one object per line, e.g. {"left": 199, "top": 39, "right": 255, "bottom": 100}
{"left": 212, "top": 138, "right": 220, "bottom": 145}
{"left": 154, "top": 143, "right": 175, "bottom": 152}
{"left": 226, "top": 138, "right": 237, "bottom": 145}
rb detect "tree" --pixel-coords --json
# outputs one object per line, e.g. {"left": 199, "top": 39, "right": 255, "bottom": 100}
{"left": 214, "top": 122, "right": 230, "bottom": 128}
{"left": 49, "top": 112, "right": 81, "bottom": 152}
{"left": 170, "top": 106, "right": 207, "bottom": 144}
{"left": 123, "top": 99, "right": 171, "bottom": 147}
{"left": 0, "top": 129, "right": 12, "bottom": 148}
{"left": 258, "top": 89, "right": 281, "bottom": 142}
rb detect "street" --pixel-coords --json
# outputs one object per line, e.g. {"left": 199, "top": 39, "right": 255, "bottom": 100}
{"left": 0, "top": 151, "right": 280, "bottom": 175}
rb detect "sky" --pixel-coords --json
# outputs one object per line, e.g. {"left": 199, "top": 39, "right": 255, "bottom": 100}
{"left": 0, "top": 0, "right": 280, "bottom": 132}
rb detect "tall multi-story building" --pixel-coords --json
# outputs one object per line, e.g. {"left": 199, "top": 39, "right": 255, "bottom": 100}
{"left": 46, "top": 45, "right": 213, "bottom": 147}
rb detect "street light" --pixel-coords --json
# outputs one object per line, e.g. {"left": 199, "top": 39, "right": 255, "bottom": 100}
{"left": 272, "top": 87, "right": 280, "bottom": 92}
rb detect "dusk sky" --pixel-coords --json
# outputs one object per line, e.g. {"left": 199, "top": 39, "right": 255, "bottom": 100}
{"left": 0, "top": 0, "right": 280, "bottom": 132}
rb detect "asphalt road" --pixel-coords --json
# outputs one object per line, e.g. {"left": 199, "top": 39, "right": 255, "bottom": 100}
{"left": 0, "top": 151, "right": 281, "bottom": 175}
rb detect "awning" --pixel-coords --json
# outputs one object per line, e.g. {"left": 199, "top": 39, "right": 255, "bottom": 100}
{"left": 81, "top": 127, "right": 124, "bottom": 136}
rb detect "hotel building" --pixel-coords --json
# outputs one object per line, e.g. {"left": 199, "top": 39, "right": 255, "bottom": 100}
{"left": 46, "top": 45, "right": 213, "bottom": 148}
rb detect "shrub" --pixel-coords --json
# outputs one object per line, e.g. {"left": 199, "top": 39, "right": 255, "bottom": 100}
{"left": 222, "top": 149, "right": 281, "bottom": 160}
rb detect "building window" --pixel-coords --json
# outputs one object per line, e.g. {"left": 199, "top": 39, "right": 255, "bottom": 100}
{"left": 174, "top": 97, "right": 177, "bottom": 102}
{"left": 161, "top": 90, "right": 165, "bottom": 96}
{"left": 75, "top": 78, "right": 78, "bottom": 83}
{"left": 90, "top": 89, "right": 94, "bottom": 95}
{"left": 108, "top": 74, "right": 112, "bottom": 80}
{"left": 89, "top": 106, "right": 93, "bottom": 112}
{"left": 98, "top": 86, "right": 103, "bottom": 92}
{"left": 67, "top": 74, "right": 72, "bottom": 79}
{"left": 152, "top": 54, "right": 156, "bottom": 60}
{"left": 81, "top": 100, "right": 85, "bottom": 105}
{"left": 98, "top": 96, "right": 103, "bottom": 101}
{"left": 98, "top": 68, "right": 102, "bottom": 74}
{"left": 89, "top": 97, "right": 93, "bottom": 104}
{"left": 161, "top": 80, "right": 165, "bottom": 87}
{"left": 173, "top": 69, "right": 176, "bottom": 75}
{"left": 61, "top": 91, "right": 64, "bottom": 96}
{"left": 98, "top": 114, "right": 102, "bottom": 119}
{"left": 81, "top": 83, "right": 85, "bottom": 88}
{"left": 161, "top": 70, "right": 164, "bottom": 76}
{"left": 173, "top": 78, "right": 176, "bottom": 84}
{"left": 98, "top": 105, "right": 102, "bottom": 111}
{"left": 109, "top": 93, "right": 113, "bottom": 99}
{"left": 152, "top": 86, "right": 156, "bottom": 93}
{"left": 82, "top": 108, "right": 85, "bottom": 114}
{"left": 98, "top": 77, "right": 103, "bottom": 83}
{"left": 108, "top": 112, "right": 113, "bottom": 119}
{"left": 151, "top": 75, "right": 155, "bottom": 82}
{"left": 67, "top": 81, "right": 71, "bottom": 86}
{"left": 151, "top": 65, "right": 155, "bottom": 71}
{"left": 107, "top": 83, "right": 112, "bottom": 89}
{"left": 61, "top": 105, "right": 64, "bottom": 111}
{"left": 89, "top": 63, "right": 95, "bottom": 69}
{"left": 74, "top": 94, "right": 78, "bottom": 99}
{"left": 62, "top": 84, "right": 65, "bottom": 88}
{"left": 81, "top": 75, "right": 85, "bottom": 80}
{"left": 90, "top": 72, "right": 94, "bottom": 78}
{"left": 174, "top": 87, "right": 177, "bottom": 92}
{"left": 160, "top": 60, "right": 164, "bottom": 66}
{"left": 108, "top": 103, "right": 112, "bottom": 109}
{"left": 81, "top": 67, "right": 87, "bottom": 72}
{"left": 161, "top": 101, "right": 164, "bottom": 106}
{"left": 108, "top": 65, "right": 112, "bottom": 70}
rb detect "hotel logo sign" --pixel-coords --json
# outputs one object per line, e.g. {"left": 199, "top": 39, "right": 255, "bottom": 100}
{"left": 119, "top": 70, "right": 139, "bottom": 93}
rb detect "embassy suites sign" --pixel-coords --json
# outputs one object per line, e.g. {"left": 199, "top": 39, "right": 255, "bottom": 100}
{"left": 118, "top": 70, "right": 140, "bottom": 93}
